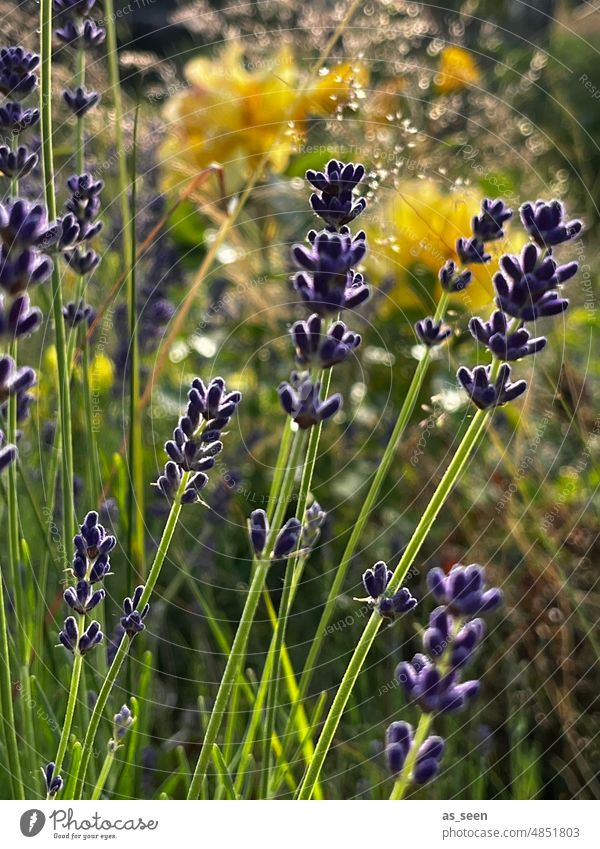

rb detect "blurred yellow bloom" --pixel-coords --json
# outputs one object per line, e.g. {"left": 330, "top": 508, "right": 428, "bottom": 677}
{"left": 436, "top": 46, "right": 480, "bottom": 94}
{"left": 90, "top": 354, "right": 114, "bottom": 394}
{"left": 160, "top": 43, "right": 367, "bottom": 192}
{"left": 365, "top": 180, "right": 522, "bottom": 314}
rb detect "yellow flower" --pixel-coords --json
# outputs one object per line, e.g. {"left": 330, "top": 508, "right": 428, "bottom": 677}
{"left": 436, "top": 46, "right": 480, "bottom": 94}
{"left": 90, "top": 353, "right": 114, "bottom": 394}
{"left": 365, "top": 180, "right": 522, "bottom": 314}
{"left": 160, "top": 43, "right": 367, "bottom": 192}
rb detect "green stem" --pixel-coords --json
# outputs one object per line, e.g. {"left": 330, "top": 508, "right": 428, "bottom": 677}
{"left": 91, "top": 749, "right": 115, "bottom": 800}
{"left": 73, "top": 474, "right": 188, "bottom": 798}
{"left": 103, "top": 0, "right": 144, "bottom": 579}
{"left": 259, "top": 370, "right": 329, "bottom": 797}
{"left": 73, "top": 635, "right": 129, "bottom": 800}
{"left": 297, "top": 407, "right": 489, "bottom": 799}
{"left": 50, "top": 650, "right": 83, "bottom": 798}
{"left": 0, "top": 564, "right": 23, "bottom": 798}
{"left": 187, "top": 430, "right": 305, "bottom": 799}
{"left": 126, "top": 107, "right": 144, "bottom": 579}
{"left": 40, "top": 0, "right": 76, "bottom": 550}
{"left": 281, "top": 294, "right": 450, "bottom": 765}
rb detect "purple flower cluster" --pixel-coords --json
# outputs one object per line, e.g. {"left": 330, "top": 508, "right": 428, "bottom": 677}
{"left": 358, "top": 560, "right": 417, "bottom": 623}
{"left": 414, "top": 197, "right": 511, "bottom": 350}
{"left": 0, "top": 47, "right": 40, "bottom": 186}
{"left": 58, "top": 511, "right": 115, "bottom": 655}
{"left": 279, "top": 159, "right": 371, "bottom": 428}
{"left": 248, "top": 500, "right": 327, "bottom": 561}
{"left": 458, "top": 198, "right": 582, "bottom": 410}
{"left": 155, "top": 376, "right": 242, "bottom": 505}
{"left": 248, "top": 508, "right": 303, "bottom": 560}
{"left": 58, "top": 512, "right": 150, "bottom": 665}
{"left": 0, "top": 353, "right": 36, "bottom": 427}
{"left": 386, "top": 563, "right": 502, "bottom": 787}
{"left": 56, "top": 0, "right": 104, "bottom": 116}
{"left": 62, "top": 172, "right": 103, "bottom": 276}
{"left": 386, "top": 722, "right": 444, "bottom": 784}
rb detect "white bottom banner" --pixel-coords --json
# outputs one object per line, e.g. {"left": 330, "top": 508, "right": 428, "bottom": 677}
{"left": 2, "top": 800, "right": 598, "bottom": 847}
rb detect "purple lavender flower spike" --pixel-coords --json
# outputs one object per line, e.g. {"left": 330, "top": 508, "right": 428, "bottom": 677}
{"left": 427, "top": 563, "right": 503, "bottom": 616}
{"left": 121, "top": 586, "right": 150, "bottom": 637}
{"left": 249, "top": 508, "right": 269, "bottom": 555}
{"left": 113, "top": 705, "right": 134, "bottom": 741}
{"left": 0, "top": 47, "right": 39, "bottom": 99}
{"left": 63, "top": 246, "right": 100, "bottom": 275}
{"left": 291, "top": 313, "right": 361, "bottom": 368}
{"left": 0, "top": 293, "right": 42, "bottom": 338}
{"left": 457, "top": 362, "right": 527, "bottom": 410}
{"left": 0, "top": 429, "right": 17, "bottom": 473}
{"left": 415, "top": 316, "right": 452, "bottom": 347}
{"left": 58, "top": 616, "right": 79, "bottom": 652}
{"left": 519, "top": 199, "right": 583, "bottom": 248}
{"left": 0, "top": 354, "right": 36, "bottom": 403}
{"left": 0, "top": 245, "right": 53, "bottom": 295}
{"left": 56, "top": 18, "right": 106, "bottom": 46}
{"left": 438, "top": 259, "right": 472, "bottom": 293}
{"left": 378, "top": 587, "right": 418, "bottom": 621}
{"left": 0, "top": 102, "right": 39, "bottom": 134}
{"left": 469, "top": 310, "right": 546, "bottom": 361}
{"left": 301, "top": 500, "right": 327, "bottom": 549}
{"left": 78, "top": 620, "right": 103, "bottom": 654}
{"left": 63, "top": 86, "right": 101, "bottom": 117}
{"left": 456, "top": 236, "right": 490, "bottom": 265}
{"left": 273, "top": 517, "right": 302, "bottom": 559}
{"left": 385, "top": 720, "right": 413, "bottom": 774}
{"left": 306, "top": 160, "right": 366, "bottom": 196}
{"left": 0, "top": 144, "right": 38, "bottom": 179}
{"left": 493, "top": 243, "right": 577, "bottom": 321}
{"left": 307, "top": 160, "right": 367, "bottom": 228}
{"left": 63, "top": 580, "right": 105, "bottom": 615}
{"left": 395, "top": 654, "right": 480, "bottom": 714}
{"left": 155, "top": 376, "right": 240, "bottom": 503}
{"left": 62, "top": 298, "right": 95, "bottom": 328}
{"left": 292, "top": 225, "right": 370, "bottom": 315}
{"left": 471, "top": 198, "right": 513, "bottom": 242}
{"left": 74, "top": 510, "right": 116, "bottom": 560}
{"left": 362, "top": 560, "right": 393, "bottom": 600}
{"left": 278, "top": 372, "right": 342, "bottom": 429}
{"left": 42, "top": 762, "right": 63, "bottom": 797}
{"left": 413, "top": 736, "right": 445, "bottom": 784}
{"left": 0, "top": 199, "right": 56, "bottom": 250}
{"left": 385, "top": 721, "right": 444, "bottom": 783}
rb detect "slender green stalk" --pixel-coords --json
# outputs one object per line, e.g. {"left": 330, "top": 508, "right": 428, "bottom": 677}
{"left": 126, "top": 107, "right": 145, "bottom": 578}
{"left": 279, "top": 294, "right": 450, "bottom": 769}
{"left": 103, "top": 0, "right": 144, "bottom": 578}
{"left": 267, "top": 422, "right": 293, "bottom": 522}
{"left": 6, "top": 339, "right": 25, "bottom": 664}
{"left": 50, "top": 652, "right": 83, "bottom": 798}
{"left": 40, "top": 0, "right": 76, "bottom": 550}
{"left": 73, "top": 634, "right": 128, "bottom": 799}
{"left": 81, "top": 328, "right": 102, "bottom": 511}
{"left": 187, "top": 430, "right": 305, "bottom": 799}
{"left": 0, "top": 563, "right": 23, "bottom": 797}
{"left": 91, "top": 749, "right": 115, "bottom": 800}
{"left": 297, "top": 408, "right": 489, "bottom": 799}
{"left": 73, "top": 471, "right": 189, "bottom": 798}
{"left": 259, "top": 370, "right": 329, "bottom": 797}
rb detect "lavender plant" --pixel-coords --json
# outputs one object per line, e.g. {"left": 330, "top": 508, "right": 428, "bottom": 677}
{"left": 0, "top": 0, "right": 593, "bottom": 806}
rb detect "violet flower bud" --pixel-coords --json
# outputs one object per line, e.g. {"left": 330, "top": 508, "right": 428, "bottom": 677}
{"left": 457, "top": 363, "right": 527, "bottom": 410}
